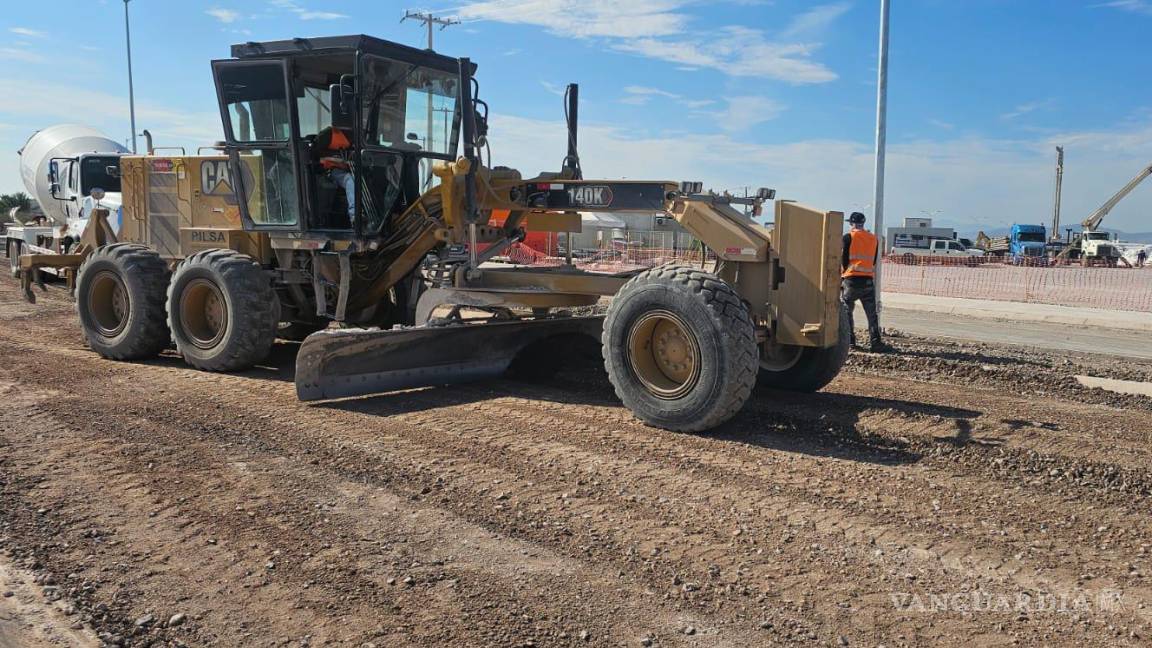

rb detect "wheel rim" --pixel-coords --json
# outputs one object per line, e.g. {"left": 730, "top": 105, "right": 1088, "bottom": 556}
{"left": 627, "top": 310, "right": 701, "bottom": 400}
{"left": 759, "top": 342, "right": 803, "bottom": 372}
{"left": 88, "top": 270, "right": 130, "bottom": 337}
{"left": 179, "top": 278, "right": 228, "bottom": 349}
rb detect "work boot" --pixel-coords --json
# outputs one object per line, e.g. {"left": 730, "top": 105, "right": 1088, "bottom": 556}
{"left": 868, "top": 339, "right": 894, "bottom": 354}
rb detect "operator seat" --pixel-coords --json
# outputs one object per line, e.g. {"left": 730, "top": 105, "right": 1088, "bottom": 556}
{"left": 309, "top": 96, "right": 357, "bottom": 230}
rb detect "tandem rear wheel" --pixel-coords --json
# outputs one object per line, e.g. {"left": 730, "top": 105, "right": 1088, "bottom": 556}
{"left": 167, "top": 249, "right": 277, "bottom": 371}
{"left": 75, "top": 244, "right": 172, "bottom": 360}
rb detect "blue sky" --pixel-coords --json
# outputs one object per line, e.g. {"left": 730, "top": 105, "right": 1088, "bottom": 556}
{"left": 1, "top": 0, "right": 1151, "bottom": 234}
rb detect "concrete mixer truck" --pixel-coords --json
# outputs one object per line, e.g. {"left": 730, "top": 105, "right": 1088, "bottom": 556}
{"left": 4, "top": 125, "right": 128, "bottom": 278}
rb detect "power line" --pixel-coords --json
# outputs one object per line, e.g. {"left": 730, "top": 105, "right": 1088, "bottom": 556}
{"left": 401, "top": 10, "right": 460, "bottom": 50}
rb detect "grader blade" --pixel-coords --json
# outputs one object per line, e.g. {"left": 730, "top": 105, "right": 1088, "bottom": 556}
{"left": 295, "top": 316, "right": 605, "bottom": 401}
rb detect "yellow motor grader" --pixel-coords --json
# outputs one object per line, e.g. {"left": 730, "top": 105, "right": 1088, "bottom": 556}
{"left": 28, "top": 35, "right": 847, "bottom": 432}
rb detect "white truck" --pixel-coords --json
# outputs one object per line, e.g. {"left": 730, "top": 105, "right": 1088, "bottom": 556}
{"left": 890, "top": 238, "right": 985, "bottom": 264}
{"left": 5, "top": 125, "right": 128, "bottom": 277}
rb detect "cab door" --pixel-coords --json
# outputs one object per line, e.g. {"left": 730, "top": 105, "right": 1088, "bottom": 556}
{"left": 211, "top": 58, "right": 303, "bottom": 232}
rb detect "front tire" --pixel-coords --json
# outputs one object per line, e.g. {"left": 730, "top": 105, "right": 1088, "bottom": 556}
{"left": 75, "top": 244, "right": 171, "bottom": 360}
{"left": 757, "top": 305, "right": 850, "bottom": 393}
{"left": 602, "top": 265, "right": 758, "bottom": 432}
{"left": 167, "top": 249, "right": 276, "bottom": 371}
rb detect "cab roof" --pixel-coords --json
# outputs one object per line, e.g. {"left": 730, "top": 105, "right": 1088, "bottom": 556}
{"left": 230, "top": 34, "right": 468, "bottom": 75}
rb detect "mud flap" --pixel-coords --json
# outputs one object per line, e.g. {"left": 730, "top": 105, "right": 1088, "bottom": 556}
{"left": 295, "top": 316, "right": 605, "bottom": 401}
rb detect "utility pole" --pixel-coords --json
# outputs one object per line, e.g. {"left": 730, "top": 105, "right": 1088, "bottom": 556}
{"left": 402, "top": 10, "right": 459, "bottom": 51}
{"left": 402, "top": 10, "right": 459, "bottom": 186}
{"left": 123, "top": 0, "right": 137, "bottom": 154}
{"left": 1052, "top": 146, "right": 1064, "bottom": 242}
{"left": 871, "top": 0, "right": 891, "bottom": 311}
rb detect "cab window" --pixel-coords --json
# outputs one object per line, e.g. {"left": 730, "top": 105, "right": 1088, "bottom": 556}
{"left": 360, "top": 55, "right": 460, "bottom": 156}
{"left": 218, "top": 62, "right": 292, "bottom": 142}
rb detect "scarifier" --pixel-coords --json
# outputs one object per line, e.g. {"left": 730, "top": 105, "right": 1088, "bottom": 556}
{"left": 26, "top": 35, "right": 849, "bottom": 432}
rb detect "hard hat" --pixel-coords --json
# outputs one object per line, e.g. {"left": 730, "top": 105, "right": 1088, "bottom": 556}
{"left": 848, "top": 212, "right": 866, "bottom": 225}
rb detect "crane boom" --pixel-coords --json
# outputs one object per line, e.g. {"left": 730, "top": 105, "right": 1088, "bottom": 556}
{"left": 1081, "top": 161, "right": 1152, "bottom": 232}
{"left": 1051, "top": 146, "right": 1063, "bottom": 241}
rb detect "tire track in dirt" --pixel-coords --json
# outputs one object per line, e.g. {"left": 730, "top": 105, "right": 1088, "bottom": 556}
{"left": 6, "top": 341, "right": 1142, "bottom": 641}
{"left": 3, "top": 276, "right": 1152, "bottom": 645}
{"left": 1, "top": 378, "right": 769, "bottom": 647}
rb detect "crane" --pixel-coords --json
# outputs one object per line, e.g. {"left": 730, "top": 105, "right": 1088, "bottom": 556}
{"left": 1051, "top": 146, "right": 1063, "bottom": 242}
{"left": 1054, "top": 160, "right": 1152, "bottom": 264}
{"left": 1080, "top": 161, "right": 1152, "bottom": 232}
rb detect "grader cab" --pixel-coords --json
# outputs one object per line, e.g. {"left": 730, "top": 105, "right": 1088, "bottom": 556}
{"left": 65, "top": 34, "right": 848, "bottom": 432}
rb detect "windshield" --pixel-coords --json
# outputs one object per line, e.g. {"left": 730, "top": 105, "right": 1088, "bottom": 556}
{"left": 360, "top": 55, "right": 460, "bottom": 157}
{"left": 1017, "top": 232, "right": 1045, "bottom": 242}
{"left": 218, "top": 62, "right": 291, "bottom": 142}
{"left": 81, "top": 156, "right": 121, "bottom": 195}
{"left": 1085, "top": 232, "right": 1110, "bottom": 240}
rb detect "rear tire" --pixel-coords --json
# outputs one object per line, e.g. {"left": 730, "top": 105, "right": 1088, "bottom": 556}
{"left": 602, "top": 264, "right": 757, "bottom": 432}
{"left": 75, "top": 244, "right": 171, "bottom": 360}
{"left": 167, "top": 249, "right": 276, "bottom": 371}
{"left": 757, "top": 305, "right": 850, "bottom": 393}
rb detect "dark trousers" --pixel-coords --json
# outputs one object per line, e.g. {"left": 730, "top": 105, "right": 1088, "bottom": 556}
{"left": 841, "top": 277, "right": 880, "bottom": 346}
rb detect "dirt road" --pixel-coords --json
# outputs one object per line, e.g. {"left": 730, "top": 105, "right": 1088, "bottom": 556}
{"left": 2, "top": 275, "right": 1152, "bottom": 647}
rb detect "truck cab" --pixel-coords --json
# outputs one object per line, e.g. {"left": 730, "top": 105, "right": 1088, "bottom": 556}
{"left": 1081, "top": 230, "right": 1120, "bottom": 265}
{"left": 1009, "top": 224, "right": 1046, "bottom": 264}
{"left": 47, "top": 153, "right": 125, "bottom": 241}
{"left": 891, "top": 238, "right": 984, "bottom": 263}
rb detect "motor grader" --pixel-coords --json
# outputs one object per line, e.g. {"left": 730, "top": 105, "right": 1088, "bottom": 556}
{"left": 30, "top": 34, "right": 848, "bottom": 432}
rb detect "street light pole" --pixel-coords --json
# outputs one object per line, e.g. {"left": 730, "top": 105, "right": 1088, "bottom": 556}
{"left": 871, "top": 0, "right": 891, "bottom": 310}
{"left": 123, "top": 0, "right": 137, "bottom": 154}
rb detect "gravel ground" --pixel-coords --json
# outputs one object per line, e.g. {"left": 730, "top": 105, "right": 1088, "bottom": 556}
{"left": 2, "top": 275, "right": 1152, "bottom": 647}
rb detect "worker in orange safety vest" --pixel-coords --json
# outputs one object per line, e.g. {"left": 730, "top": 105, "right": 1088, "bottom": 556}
{"left": 315, "top": 126, "right": 355, "bottom": 222}
{"left": 841, "top": 212, "right": 890, "bottom": 352}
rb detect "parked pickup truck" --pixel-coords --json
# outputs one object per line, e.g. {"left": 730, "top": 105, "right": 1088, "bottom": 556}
{"left": 890, "top": 239, "right": 985, "bottom": 264}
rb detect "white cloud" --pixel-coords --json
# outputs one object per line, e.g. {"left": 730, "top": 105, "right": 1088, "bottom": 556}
{"left": 615, "top": 27, "right": 837, "bottom": 83}
{"left": 298, "top": 11, "right": 348, "bottom": 20}
{"left": 8, "top": 27, "right": 46, "bottom": 38}
{"left": 713, "top": 96, "right": 785, "bottom": 132}
{"left": 455, "top": 0, "right": 688, "bottom": 38}
{"left": 268, "top": 0, "right": 347, "bottom": 20}
{"left": 620, "top": 86, "right": 716, "bottom": 110}
{"left": 481, "top": 114, "right": 1152, "bottom": 233}
{"left": 540, "top": 81, "right": 567, "bottom": 97}
{"left": 454, "top": 1, "right": 838, "bottom": 83}
{"left": 1001, "top": 99, "right": 1054, "bottom": 121}
{"left": 780, "top": 2, "right": 852, "bottom": 40}
{"left": 0, "top": 47, "right": 45, "bottom": 64}
{"left": 620, "top": 86, "right": 682, "bottom": 105}
{"left": 1097, "top": 0, "right": 1152, "bottom": 15}
{"left": 206, "top": 8, "right": 242, "bottom": 23}
{"left": 0, "top": 78, "right": 222, "bottom": 149}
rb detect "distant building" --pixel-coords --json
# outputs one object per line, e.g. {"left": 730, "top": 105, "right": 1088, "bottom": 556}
{"left": 566, "top": 211, "right": 697, "bottom": 251}
{"left": 885, "top": 217, "right": 956, "bottom": 251}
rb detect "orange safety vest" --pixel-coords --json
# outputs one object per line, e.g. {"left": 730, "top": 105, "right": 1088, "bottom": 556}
{"left": 320, "top": 128, "right": 352, "bottom": 171}
{"left": 842, "top": 229, "right": 878, "bottom": 278}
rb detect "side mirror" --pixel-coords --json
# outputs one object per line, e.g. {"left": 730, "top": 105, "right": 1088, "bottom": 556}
{"left": 406, "top": 132, "right": 419, "bottom": 141}
{"left": 337, "top": 74, "right": 355, "bottom": 113}
{"left": 48, "top": 161, "right": 59, "bottom": 183}
{"left": 49, "top": 182, "right": 60, "bottom": 197}
{"left": 106, "top": 165, "right": 121, "bottom": 178}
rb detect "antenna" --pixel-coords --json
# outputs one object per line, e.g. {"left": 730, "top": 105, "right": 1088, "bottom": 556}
{"left": 401, "top": 10, "right": 460, "bottom": 51}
